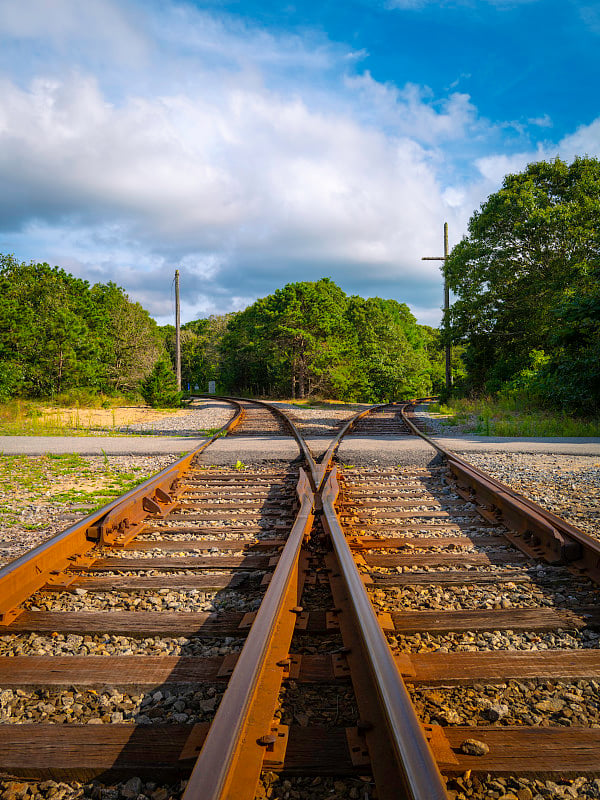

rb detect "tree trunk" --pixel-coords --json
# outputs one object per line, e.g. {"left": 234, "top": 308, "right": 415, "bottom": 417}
{"left": 298, "top": 357, "right": 305, "bottom": 399}
{"left": 57, "top": 348, "right": 63, "bottom": 394}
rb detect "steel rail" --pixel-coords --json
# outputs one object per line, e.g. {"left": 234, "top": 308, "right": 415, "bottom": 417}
{"left": 199, "top": 395, "right": 317, "bottom": 483}
{"left": 0, "top": 399, "right": 244, "bottom": 625}
{"left": 182, "top": 469, "right": 314, "bottom": 800}
{"left": 313, "top": 403, "right": 390, "bottom": 490}
{"left": 400, "top": 402, "right": 600, "bottom": 579}
{"left": 320, "top": 468, "right": 448, "bottom": 800}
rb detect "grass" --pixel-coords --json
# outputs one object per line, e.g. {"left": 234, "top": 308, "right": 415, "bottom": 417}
{"left": 0, "top": 400, "right": 120, "bottom": 436}
{"left": 428, "top": 397, "right": 600, "bottom": 437}
{"left": 199, "top": 427, "right": 228, "bottom": 437}
{"left": 0, "top": 399, "right": 185, "bottom": 437}
{"left": 0, "top": 453, "right": 157, "bottom": 532}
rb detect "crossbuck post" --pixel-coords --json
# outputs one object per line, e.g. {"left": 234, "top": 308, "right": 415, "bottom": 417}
{"left": 422, "top": 222, "right": 451, "bottom": 391}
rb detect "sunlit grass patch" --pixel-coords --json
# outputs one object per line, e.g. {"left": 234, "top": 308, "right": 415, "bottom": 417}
{"left": 427, "top": 398, "right": 600, "bottom": 437}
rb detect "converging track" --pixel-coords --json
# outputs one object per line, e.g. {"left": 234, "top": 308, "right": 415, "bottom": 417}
{"left": 0, "top": 399, "right": 599, "bottom": 800}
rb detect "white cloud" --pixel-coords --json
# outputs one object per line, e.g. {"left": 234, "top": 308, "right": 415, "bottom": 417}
{"left": 0, "top": 60, "right": 470, "bottom": 321}
{"left": 528, "top": 113, "right": 552, "bottom": 128}
{"left": 559, "top": 117, "right": 600, "bottom": 159}
{"left": 0, "top": 0, "right": 148, "bottom": 64}
{"left": 0, "top": 0, "right": 589, "bottom": 329}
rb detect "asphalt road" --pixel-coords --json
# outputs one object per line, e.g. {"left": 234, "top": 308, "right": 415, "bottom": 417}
{"left": 1, "top": 432, "right": 598, "bottom": 465}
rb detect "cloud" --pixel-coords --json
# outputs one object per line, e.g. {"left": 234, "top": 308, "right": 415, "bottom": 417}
{"left": 579, "top": 4, "right": 600, "bottom": 35}
{"left": 0, "top": 0, "right": 586, "bottom": 329}
{"left": 0, "top": 0, "right": 148, "bottom": 67}
{"left": 528, "top": 113, "right": 552, "bottom": 128}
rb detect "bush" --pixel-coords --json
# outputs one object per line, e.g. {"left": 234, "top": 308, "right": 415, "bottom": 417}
{"left": 0, "top": 361, "right": 23, "bottom": 402}
{"left": 140, "top": 360, "right": 182, "bottom": 408}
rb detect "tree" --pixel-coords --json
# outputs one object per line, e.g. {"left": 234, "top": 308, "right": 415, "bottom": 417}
{"left": 91, "top": 282, "right": 165, "bottom": 392}
{"left": 220, "top": 278, "right": 435, "bottom": 401}
{"left": 162, "top": 315, "right": 234, "bottom": 391}
{"left": 445, "top": 156, "right": 600, "bottom": 405}
{"left": 0, "top": 255, "right": 105, "bottom": 397}
{"left": 140, "top": 359, "right": 182, "bottom": 407}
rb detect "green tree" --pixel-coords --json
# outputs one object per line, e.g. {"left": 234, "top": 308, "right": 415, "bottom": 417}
{"left": 220, "top": 278, "right": 435, "bottom": 401}
{"left": 140, "top": 359, "right": 182, "bottom": 407}
{"left": 162, "top": 314, "right": 234, "bottom": 391}
{"left": 91, "top": 282, "right": 165, "bottom": 392}
{"left": 445, "top": 156, "right": 600, "bottom": 405}
{"left": 0, "top": 255, "right": 105, "bottom": 397}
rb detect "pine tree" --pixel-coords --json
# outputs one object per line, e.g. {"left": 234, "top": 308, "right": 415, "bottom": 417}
{"left": 140, "top": 359, "right": 182, "bottom": 407}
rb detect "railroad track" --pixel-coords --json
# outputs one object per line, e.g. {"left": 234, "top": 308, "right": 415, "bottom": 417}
{"left": 0, "top": 399, "right": 599, "bottom": 799}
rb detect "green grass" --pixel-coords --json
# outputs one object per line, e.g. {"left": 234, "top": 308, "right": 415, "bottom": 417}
{"left": 0, "top": 453, "right": 150, "bottom": 521}
{"left": 428, "top": 397, "right": 600, "bottom": 437}
{"left": 199, "top": 427, "right": 227, "bottom": 437}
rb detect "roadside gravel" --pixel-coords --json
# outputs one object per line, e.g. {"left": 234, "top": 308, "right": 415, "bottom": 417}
{"left": 0, "top": 454, "right": 178, "bottom": 569}
{"left": 457, "top": 451, "right": 600, "bottom": 541}
{"left": 413, "top": 406, "right": 600, "bottom": 540}
{"left": 118, "top": 399, "right": 234, "bottom": 437}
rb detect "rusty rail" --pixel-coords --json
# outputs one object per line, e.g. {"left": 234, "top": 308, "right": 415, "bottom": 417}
{"left": 321, "top": 468, "right": 448, "bottom": 800}
{"left": 401, "top": 403, "right": 600, "bottom": 581}
{"left": 0, "top": 399, "right": 244, "bottom": 625}
{"left": 201, "top": 396, "right": 317, "bottom": 484}
{"left": 182, "top": 469, "right": 314, "bottom": 800}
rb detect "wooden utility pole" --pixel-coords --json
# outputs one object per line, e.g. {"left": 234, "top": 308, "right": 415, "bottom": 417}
{"left": 175, "top": 269, "right": 181, "bottom": 391}
{"left": 422, "top": 222, "right": 452, "bottom": 391}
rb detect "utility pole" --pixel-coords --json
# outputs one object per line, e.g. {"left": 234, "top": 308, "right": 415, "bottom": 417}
{"left": 422, "top": 222, "right": 452, "bottom": 391}
{"left": 175, "top": 269, "right": 181, "bottom": 391}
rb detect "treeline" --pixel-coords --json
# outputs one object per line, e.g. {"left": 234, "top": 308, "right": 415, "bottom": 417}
{"left": 170, "top": 279, "right": 444, "bottom": 401}
{"left": 221, "top": 279, "right": 440, "bottom": 401}
{"left": 0, "top": 258, "right": 444, "bottom": 404}
{"left": 0, "top": 254, "right": 164, "bottom": 401}
{"left": 446, "top": 156, "right": 600, "bottom": 413}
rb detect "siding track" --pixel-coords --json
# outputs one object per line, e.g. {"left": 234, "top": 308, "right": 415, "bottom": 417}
{"left": 0, "top": 400, "right": 599, "bottom": 799}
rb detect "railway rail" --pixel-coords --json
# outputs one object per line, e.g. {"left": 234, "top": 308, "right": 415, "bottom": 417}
{"left": 0, "top": 398, "right": 599, "bottom": 799}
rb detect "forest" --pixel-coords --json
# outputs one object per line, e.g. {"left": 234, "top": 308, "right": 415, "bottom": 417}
{"left": 0, "top": 258, "right": 445, "bottom": 404}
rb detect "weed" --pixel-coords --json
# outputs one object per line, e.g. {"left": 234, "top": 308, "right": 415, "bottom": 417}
{"left": 234, "top": 460, "right": 246, "bottom": 470}
{"left": 428, "top": 398, "right": 600, "bottom": 437}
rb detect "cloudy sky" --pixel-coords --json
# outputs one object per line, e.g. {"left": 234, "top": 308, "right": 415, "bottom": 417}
{"left": 1, "top": 0, "right": 599, "bottom": 325}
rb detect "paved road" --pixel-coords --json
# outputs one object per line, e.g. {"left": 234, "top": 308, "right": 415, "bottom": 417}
{"left": 0, "top": 435, "right": 208, "bottom": 456}
{"left": 2, "top": 432, "right": 598, "bottom": 465}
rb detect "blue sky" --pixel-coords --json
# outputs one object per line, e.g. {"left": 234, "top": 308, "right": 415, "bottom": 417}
{"left": 0, "top": 0, "right": 599, "bottom": 326}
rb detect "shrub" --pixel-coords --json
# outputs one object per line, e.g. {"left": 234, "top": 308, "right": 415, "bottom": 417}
{"left": 140, "top": 360, "right": 182, "bottom": 408}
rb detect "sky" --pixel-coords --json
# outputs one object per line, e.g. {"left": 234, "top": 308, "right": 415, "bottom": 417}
{"left": 1, "top": 0, "right": 599, "bottom": 326}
